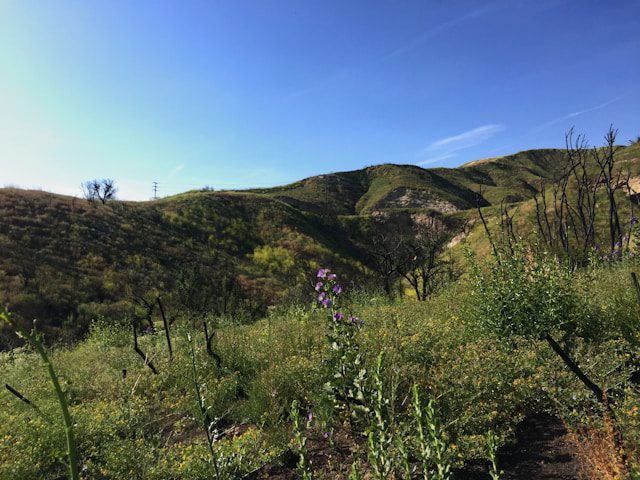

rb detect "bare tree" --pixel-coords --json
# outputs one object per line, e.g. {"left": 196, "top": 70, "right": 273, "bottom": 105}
{"left": 533, "top": 126, "right": 631, "bottom": 264}
{"left": 594, "top": 127, "right": 626, "bottom": 254}
{"left": 82, "top": 179, "right": 117, "bottom": 204}
{"left": 365, "top": 213, "right": 458, "bottom": 300}
{"left": 367, "top": 221, "right": 404, "bottom": 296}
{"left": 396, "top": 215, "right": 457, "bottom": 301}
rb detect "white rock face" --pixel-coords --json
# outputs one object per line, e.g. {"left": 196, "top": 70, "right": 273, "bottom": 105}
{"left": 378, "top": 187, "right": 458, "bottom": 213}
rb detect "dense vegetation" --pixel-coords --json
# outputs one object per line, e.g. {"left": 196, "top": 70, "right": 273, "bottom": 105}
{"left": 0, "top": 145, "right": 594, "bottom": 346}
{"left": 1, "top": 132, "right": 640, "bottom": 478}
{"left": 2, "top": 257, "right": 639, "bottom": 478}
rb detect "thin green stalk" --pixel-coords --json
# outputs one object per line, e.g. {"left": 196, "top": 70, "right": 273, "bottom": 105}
{"left": 368, "top": 352, "right": 392, "bottom": 479}
{"left": 395, "top": 429, "right": 413, "bottom": 480}
{"left": 1, "top": 309, "right": 79, "bottom": 480}
{"left": 186, "top": 332, "right": 220, "bottom": 479}
{"left": 485, "top": 430, "right": 503, "bottom": 480}
{"left": 425, "top": 400, "right": 451, "bottom": 480}
{"left": 348, "top": 460, "right": 362, "bottom": 480}
{"left": 412, "top": 384, "right": 432, "bottom": 480}
{"left": 30, "top": 335, "right": 80, "bottom": 480}
{"left": 412, "top": 384, "right": 452, "bottom": 480}
{"left": 289, "top": 399, "right": 312, "bottom": 480}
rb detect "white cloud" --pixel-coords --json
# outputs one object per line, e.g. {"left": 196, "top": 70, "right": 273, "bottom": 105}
{"left": 285, "top": 5, "right": 495, "bottom": 102}
{"left": 381, "top": 5, "right": 495, "bottom": 62}
{"left": 485, "top": 95, "right": 627, "bottom": 156}
{"left": 426, "top": 124, "right": 505, "bottom": 152}
{"left": 531, "top": 96, "right": 624, "bottom": 133}
{"left": 169, "top": 163, "right": 185, "bottom": 177}
{"left": 417, "top": 153, "right": 456, "bottom": 166}
{"left": 415, "top": 124, "right": 505, "bottom": 167}
{"left": 428, "top": 124, "right": 506, "bottom": 151}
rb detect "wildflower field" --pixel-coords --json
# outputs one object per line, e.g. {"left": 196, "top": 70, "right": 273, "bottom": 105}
{"left": 2, "top": 136, "right": 640, "bottom": 478}
{"left": 2, "top": 254, "right": 639, "bottom": 479}
{"left": 1, "top": 0, "right": 640, "bottom": 475}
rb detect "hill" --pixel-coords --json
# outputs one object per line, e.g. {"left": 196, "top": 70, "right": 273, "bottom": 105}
{"left": 247, "top": 148, "right": 568, "bottom": 215}
{"left": 1, "top": 142, "right": 639, "bottom": 343}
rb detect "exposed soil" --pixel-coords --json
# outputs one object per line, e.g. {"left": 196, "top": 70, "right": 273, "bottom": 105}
{"left": 252, "top": 429, "right": 363, "bottom": 479}
{"left": 454, "top": 414, "right": 582, "bottom": 480}
{"left": 254, "top": 414, "right": 583, "bottom": 479}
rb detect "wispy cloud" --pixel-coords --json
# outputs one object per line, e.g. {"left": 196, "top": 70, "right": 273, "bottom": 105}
{"left": 417, "top": 153, "right": 456, "bottom": 166}
{"left": 426, "top": 124, "right": 505, "bottom": 152}
{"left": 169, "top": 163, "right": 185, "bottom": 177}
{"left": 417, "top": 124, "right": 505, "bottom": 167}
{"left": 530, "top": 96, "right": 624, "bottom": 133}
{"left": 381, "top": 5, "right": 495, "bottom": 62}
{"left": 284, "top": 4, "right": 495, "bottom": 103}
{"left": 487, "top": 95, "right": 626, "bottom": 155}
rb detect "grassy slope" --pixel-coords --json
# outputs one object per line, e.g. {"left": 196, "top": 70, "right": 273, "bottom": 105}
{"left": 249, "top": 148, "right": 568, "bottom": 216}
{"left": 450, "top": 141, "right": 640, "bottom": 262}
{"left": 1, "top": 143, "right": 639, "bottom": 337}
{"left": 1, "top": 143, "right": 640, "bottom": 477}
{"left": 0, "top": 189, "right": 365, "bottom": 340}
{"left": 1, "top": 261, "right": 638, "bottom": 478}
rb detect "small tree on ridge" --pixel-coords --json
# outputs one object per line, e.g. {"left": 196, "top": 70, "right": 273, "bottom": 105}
{"left": 82, "top": 179, "right": 117, "bottom": 204}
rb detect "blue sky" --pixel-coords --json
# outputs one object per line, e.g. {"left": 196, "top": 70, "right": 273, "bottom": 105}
{"left": 0, "top": 0, "right": 638, "bottom": 200}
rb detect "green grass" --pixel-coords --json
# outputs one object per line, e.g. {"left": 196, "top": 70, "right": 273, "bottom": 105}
{"left": 0, "top": 188, "right": 367, "bottom": 344}
{"left": 1, "top": 258, "right": 639, "bottom": 478}
{"left": 2, "top": 137, "right": 640, "bottom": 477}
{"left": 1, "top": 142, "right": 639, "bottom": 345}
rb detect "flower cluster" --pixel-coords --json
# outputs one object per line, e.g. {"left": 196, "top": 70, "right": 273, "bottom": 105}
{"left": 314, "top": 268, "right": 368, "bottom": 425}
{"left": 348, "top": 314, "right": 364, "bottom": 328}
{"left": 315, "top": 268, "right": 363, "bottom": 328}
{"left": 315, "top": 268, "right": 339, "bottom": 309}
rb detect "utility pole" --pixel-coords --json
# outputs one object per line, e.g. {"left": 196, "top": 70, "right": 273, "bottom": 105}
{"left": 152, "top": 181, "right": 158, "bottom": 200}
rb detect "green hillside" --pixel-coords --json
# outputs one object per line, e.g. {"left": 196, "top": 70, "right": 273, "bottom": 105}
{"left": 248, "top": 148, "right": 569, "bottom": 215}
{"left": 2, "top": 141, "right": 640, "bottom": 478}
{"left": 1, "top": 142, "right": 639, "bottom": 344}
{"left": 0, "top": 189, "right": 365, "bottom": 344}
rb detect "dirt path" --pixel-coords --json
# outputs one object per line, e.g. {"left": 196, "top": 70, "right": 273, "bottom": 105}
{"left": 455, "top": 414, "right": 582, "bottom": 479}
{"left": 257, "top": 414, "right": 583, "bottom": 479}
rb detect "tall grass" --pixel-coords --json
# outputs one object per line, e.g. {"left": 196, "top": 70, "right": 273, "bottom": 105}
{"left": 1, "top": 259, "right": 640, "bottom": 477}
{"left": 1, "top": 308, "right": 79, "bottom": 480}
{"left": 186, "top": 331, "right": 222, "bottom": 479}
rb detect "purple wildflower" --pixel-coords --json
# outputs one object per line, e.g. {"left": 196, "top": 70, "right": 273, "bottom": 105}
{"left": 349, "top": 315, "right": 364, "bottom": 328}
{"left": 332, "top": 284, "right": 343, "bottom": 295}
{"left": 333, "top": 312, "right": 344, "bottom": 322}
{"left": 323, "top": 431, "right": 331, "bottom": 439}
{"left": 307, "top": 411, "right": 313, "bottom": 422}
{"left": 322, "top": 297, "right": 333, "bottom": 308}
{"left": 327, "top": 273, "right": 337, "bottom": 281}
{"left": 317, "top": 268, "right": 329, "bottom": 279}
{"left": 315, "top": 281, "right": 323, "bottom": 292}
{"left": 318, "top": 292, "right": 326, "bottom": 302}
{"left": 631, "top": 216, "right": 638, "bottom": 226}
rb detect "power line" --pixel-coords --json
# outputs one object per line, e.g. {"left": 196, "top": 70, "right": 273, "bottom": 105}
{"left": 152, "top": 181, "right": 158, "bottom": 200}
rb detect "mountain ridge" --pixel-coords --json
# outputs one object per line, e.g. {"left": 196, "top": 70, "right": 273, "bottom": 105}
{"left": 1, "top": 142, "right": 638, "bottom": 344}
